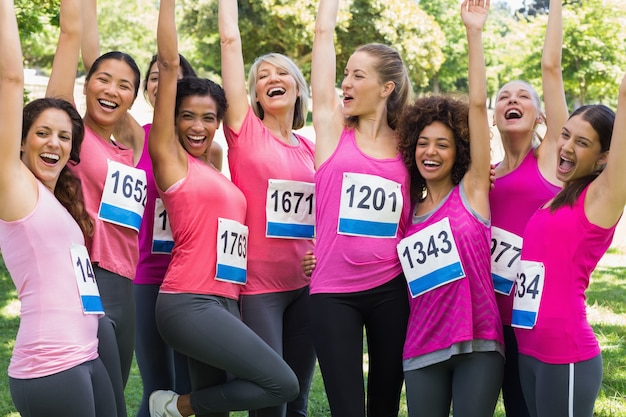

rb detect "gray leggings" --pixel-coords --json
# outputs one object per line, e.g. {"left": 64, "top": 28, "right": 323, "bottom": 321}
{"left": 404, "top": 351, "right": 504, "bottom": 417}
{"left": 155, "top": 292, "right": 300, "bottom": 417}
{"left": 518, "top": 354, "right": 602, "bottom": 417}
{"left": 94, "top": 265, "right": 136, "bottom": 417}
{"left": 240, "top": 286, "right": 316, "bottom": 417}
{"left": 9, "top": 358, "right": 116, "bottom": 417}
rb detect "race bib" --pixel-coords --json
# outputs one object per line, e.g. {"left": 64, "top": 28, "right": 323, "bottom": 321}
{"left": 98, "top": 160, "right": 147, "bottom": 232}
{"left": 491, "top": 227, "right": 523, "bottom": 296}
{"left": 266, "top": 179, "right": 315, "bottom": 239}
{"left": 511, "top": 260, "right": 545, "bottom": 329}
{"left": 70, "top": 244, "right": 104, "bottom": 315}
{"left": 338, "top": 172, "right": 403, "bottom": 238}
{"left": 152, "top": 198, "right": 174, "bottom": 254}
{"left": 216, "top": 218, "right": 248, "bottom": 285}
{"left": 397, "top": 217, "right": 465, "bottom": 298}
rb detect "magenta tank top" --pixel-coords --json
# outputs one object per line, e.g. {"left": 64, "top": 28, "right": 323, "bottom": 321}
{"left": 490, "top": 149, "right": 560, "bottom": 325}
{"left": 311, "top": 127, "right": 411, "bottom": 294}
{"left": 402, "top": 185, "right": 503, "bottom": 360}
{"left": 514, "top": 186, "right": 616, "bottom": 364}
{"left": 135, "top": 124, "right": 171, "bottom": 285}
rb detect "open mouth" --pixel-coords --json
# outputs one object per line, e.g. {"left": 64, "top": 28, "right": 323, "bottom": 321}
{"left": 505, "top": 109, "right": 522, "bottom": 120}
{"left": 422, "top": 160, "right": 441, "bottom": 168}
{"left": 267, "top": 87, "right": 286, "bottom": 97}
{"left": 40, "top": 153, "right": 60, "bottom": 164}
{"left": 98, "top": 99, "right": 119, "bottom": 110}
{"left": 187, "top": 135, "right": 206, "bottom": 145}
{"left": 559, "top": 155, "right": 574, "bottom": 172}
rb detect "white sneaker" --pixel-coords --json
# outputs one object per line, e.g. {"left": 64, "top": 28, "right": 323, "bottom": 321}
{"left": 149, "top": 390, "right": 181, "bottom": 417}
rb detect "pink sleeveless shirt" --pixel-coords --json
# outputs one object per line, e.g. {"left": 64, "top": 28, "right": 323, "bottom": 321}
{"left": 135, "top": 124, "right": 171, "bottom": 285}
{"left": 403, "top": 185, "right": 503, "bottom": 360}
{"left": 224, "top": 109, "right": 315, "bottom": 294}
{"left": 68, "top": 126, "right": 139, "bottom": 279}
{"left": 490, "top": 149, "right": 560, "bottom": 325}
{"left": 0, "top": 181, "right": 99, "bottom": 378}
{"left": 159, "top": 154, "right": 247, "bottom": 299}
{"left": 515, "top": 186, "right": 616, "bottom": 364}
{"left": 311, "top": 127, "right": 411, "bottom": 294}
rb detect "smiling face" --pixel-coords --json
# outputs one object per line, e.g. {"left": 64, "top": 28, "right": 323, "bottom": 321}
{"left": 494, "top": 81, "right": 543, "bottom": 136}
{"left": 414, "top": 121, "right": 457, "bottom": 186}
{"left": 175, "top": 95, "right": 220, "bottom": 158}
{"left": 83, "top": 58, "right": 138, "bottom": 127}
{"left": 557, "top": 114, "right": 607, "bottom": 184}
{"left": 21, "top": 108, "right": 73, "bottom": 191}
{"left": 254, "top": 61, "right": 299, "bottom": 116}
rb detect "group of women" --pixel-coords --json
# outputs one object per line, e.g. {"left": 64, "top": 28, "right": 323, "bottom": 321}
{"left": 1, "top": 0, "right": 624, "bottom": 416}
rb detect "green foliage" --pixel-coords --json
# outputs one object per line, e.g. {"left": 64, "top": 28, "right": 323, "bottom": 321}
{"left": 16, "top": 0, "right": 60, "bottom": 70}
{"left": 95, "top": 0, "right": 159, "bottom": 74}
{"left": 335, "top": 0, "right": 443, "bottom": 90}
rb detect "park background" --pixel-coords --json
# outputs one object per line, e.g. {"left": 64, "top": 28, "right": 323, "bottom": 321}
{"left": 4, "top": 0, "right": 626, "bottom": 415}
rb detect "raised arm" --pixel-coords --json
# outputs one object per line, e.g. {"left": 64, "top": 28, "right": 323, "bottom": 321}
{"left": 461, "top": 0, "right": 491, "bottom": 219}
{"left": 81, "top": 0, "right": 100, "bottom": 73}
{"left": 537, "top": 0, "right": 568, "bottom": 177}
{"left": 149, "top": 0, "right": 186, "bottom": 191}
{"left": 45, "top": 0, "right": 81, "bottom": 102}
{"left": 219, "top": 0, "right": 250, "bottom": 131}
{"left": 0, "top": 0, "right": 36, "bottom": 221}
{"left": 587, "top": 73, "right": 626, "bottom": 228}
{"left": 311, "top": 0, "right": 345, "bottom": 167}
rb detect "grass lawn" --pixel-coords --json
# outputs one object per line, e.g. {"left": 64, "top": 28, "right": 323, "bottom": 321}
{"left": 1, "top": 256, "right": 625, "bottom": 416}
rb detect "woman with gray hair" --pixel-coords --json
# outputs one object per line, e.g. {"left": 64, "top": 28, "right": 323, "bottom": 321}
{"left": 219, "top": 1, "right": 317, "bottom": 416}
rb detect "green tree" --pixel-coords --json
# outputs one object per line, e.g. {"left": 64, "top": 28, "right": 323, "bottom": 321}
{"left": 335, "top": 0, "right": 444, "bottom": 90}
{"left": 180, "top": 0, "right": 444, "bottom": 90}
{"left": 16, "top": 0, "right": 60, "bottom": 70}
{"left": 417, "top": 0, "right": 467, "bottom": 93}
{"left": 95, "top": 0, "right": 159, "bottom": 73}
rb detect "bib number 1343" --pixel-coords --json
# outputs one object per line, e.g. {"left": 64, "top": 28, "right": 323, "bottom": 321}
{"left": 396, "top": 217, "right": 465, "bottom": 298}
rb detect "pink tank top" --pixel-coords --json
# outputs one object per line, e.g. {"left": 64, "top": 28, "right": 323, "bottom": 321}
{"left": 311, "top": 127, "right": 411, "bottom": 294}
{"left": 159, "top": 154, "right": 247, "bottom": 299}
{"left": 224, "top": 109, "right": 315, "bottom": 294}
{"left": 403, "top": 185, "right": 503, "bottom": 360}
{"left": 68, "top": 126, "right": 139, "bottom": 279}
{"left": 515, "top": 186, "right": 616, "bottom": 364}
{"left": 490, "top": 149, "right": 560, "bottom": 325}
{"left": 135, "top": 124, "right": 171, "bottom": 285}
{"left": 0, "top": 181, "right": 99, "bottom": 378}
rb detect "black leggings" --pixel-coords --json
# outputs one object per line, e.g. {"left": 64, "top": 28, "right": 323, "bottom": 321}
{"left": 134, "top": 283, "right": 191, "bottom": 417}
{"left": 501, "top": 325, "right": 530, "bottom": 417}
{"left": 94, "top": 265, "right": 136, "bottom": 417}
{"left": 404, "top": 351, "right": 504, "bottom": 417}
{"left": 518, "top": 353, "right": 602, "bottom": 417}
{"left": 309, "top": 274, "right": 409, "bottom": 417}
{"left": 240, "top": 286, "right": 316, "bottom": 417}
{"left": 156, "top": 292, "right": 300, "bottom": 417}
{"left": 9, "top": 359, "right": 116, "bottom": 417}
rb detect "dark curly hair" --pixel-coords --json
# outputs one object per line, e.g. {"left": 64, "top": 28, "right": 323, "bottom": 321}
{"left": 397, "top": 95, "right": 471, "bottom": 203}
{"left": 22, "top": 98, "right": 94, "bottom": 236}
{"left": 175, "top": 77, "right": 228, "bottom": 122}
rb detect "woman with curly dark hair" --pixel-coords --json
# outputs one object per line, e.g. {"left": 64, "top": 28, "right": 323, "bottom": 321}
{"left": 395, "top": 1, "right": 504, "bottom": 416}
